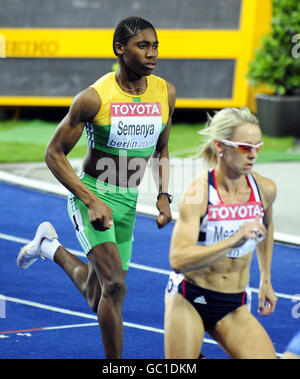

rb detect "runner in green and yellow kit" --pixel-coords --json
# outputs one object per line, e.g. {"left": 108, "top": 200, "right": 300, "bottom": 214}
{"left": 17, "top": 16, "right": 176, "bottom": 359}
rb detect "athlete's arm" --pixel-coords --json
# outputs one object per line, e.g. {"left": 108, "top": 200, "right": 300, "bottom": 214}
{"left": 170, "top": 175, "right": 267, "bottom": 273}
{"left": 253, "top": 173, "right": 278, "bottom": 315}
{"left": 45, "top": 88, "right": 113, "bottom": 231}
{"left": 154, "top": 81, "right": 176, "bottom": 228}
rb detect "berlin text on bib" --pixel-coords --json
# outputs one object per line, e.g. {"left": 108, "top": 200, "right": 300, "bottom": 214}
{"left": 108, "top": 102, "right": 162, "bottom": 150}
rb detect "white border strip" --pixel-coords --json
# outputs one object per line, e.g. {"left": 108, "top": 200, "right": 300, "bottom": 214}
{"left": 0, "top": 170, "right": 299, "bottom": 246}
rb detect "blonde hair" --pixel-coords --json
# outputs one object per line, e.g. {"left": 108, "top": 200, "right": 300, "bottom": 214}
{"left": 198, "top": 107, "right": 259, "bottom": 166}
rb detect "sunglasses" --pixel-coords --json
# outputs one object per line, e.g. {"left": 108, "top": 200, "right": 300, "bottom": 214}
{"left": 221, "top": 139, "right": 264, "bottom": 154}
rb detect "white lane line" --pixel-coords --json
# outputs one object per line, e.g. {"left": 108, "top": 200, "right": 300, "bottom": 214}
{"left": 3, "top": 295, "right": 285, "bottom": 356}
{"left": 3, "top": 295, "right": 217, "bottom": 345}
{"left": 1, "top": 170, "right": 299, "bottom": 246}
{"left": 0, "top": 322, "right": 99, "bottom": 335}
{"left": 1, "top": 231, "right": 298, "bottom": 301}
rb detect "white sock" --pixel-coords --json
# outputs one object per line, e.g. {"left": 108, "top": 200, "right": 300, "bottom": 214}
{"left": 41, "top": 239, "right": 61, "bottom": 261}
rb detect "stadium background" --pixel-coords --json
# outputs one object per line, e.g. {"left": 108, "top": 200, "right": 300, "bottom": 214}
{"left": 0, "top": 0, "right": 299, "bottom": 270}
{"left": 0, "top": 0, "right": 300, "bottom": 360}
{"left": 0, "top": 0, "right": 271, "bottom": 111}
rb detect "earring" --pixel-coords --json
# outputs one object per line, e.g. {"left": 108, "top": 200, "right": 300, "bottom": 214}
{"left": 219, "top": 152, "right": 224, "bottom": 158}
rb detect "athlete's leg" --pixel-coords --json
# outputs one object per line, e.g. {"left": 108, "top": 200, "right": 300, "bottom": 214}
{"left": 164, "top": 292, "right": 205, "bottom": 358}
{"left": 40, "top": 231, "right": 127, "bottom": 358}
{"left": 209, "top": 305, "right": 277, "bottom": 359}
{"left": 54, "top": 241, "right": 126, "bottom": 358}
{"left": 53, "top": 245, "right": 101, "bottom": 312}
{"left": 88, "top": 242, "right": 127, "bottom": 359}
{"left": 17, "top": 222, "right": 104, "bottom": 314}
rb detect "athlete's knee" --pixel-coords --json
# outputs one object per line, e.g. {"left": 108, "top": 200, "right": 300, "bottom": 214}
{"left": 102, "top": 277, "right": 127, "bottom": 303}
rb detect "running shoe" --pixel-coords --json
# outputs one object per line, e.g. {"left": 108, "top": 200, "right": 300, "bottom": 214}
{"left": 17, "top": 222, "right": 58, "bottom": 269}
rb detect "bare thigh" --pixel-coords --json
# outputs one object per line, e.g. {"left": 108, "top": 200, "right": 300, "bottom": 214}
{"left": 209, "top": 305, "right": 277, "bottom": 359}
{"left": 164, "top": 293, "right": 205, "bottom": 359}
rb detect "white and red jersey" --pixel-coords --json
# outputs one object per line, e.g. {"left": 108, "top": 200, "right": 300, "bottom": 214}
{"left": 198, "top": 169, "right": 264, "bottom": 258}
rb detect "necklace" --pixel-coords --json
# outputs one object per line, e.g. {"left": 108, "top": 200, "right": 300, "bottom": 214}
{"left": 116, "top": 74, "right": 146, "bottom": 93}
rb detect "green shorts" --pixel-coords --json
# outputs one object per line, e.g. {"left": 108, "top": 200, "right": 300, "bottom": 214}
{"left": 67, "top": 173, "right": 138, "bottom": 270}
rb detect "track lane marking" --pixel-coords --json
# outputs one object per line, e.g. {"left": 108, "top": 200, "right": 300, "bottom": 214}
{"left": 1, "top": 231, "right": 298, "bottom": 300}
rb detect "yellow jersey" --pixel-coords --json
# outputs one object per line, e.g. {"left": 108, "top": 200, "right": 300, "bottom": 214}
{"left": 86, "top": 72, "right": 169, "bottom": 157}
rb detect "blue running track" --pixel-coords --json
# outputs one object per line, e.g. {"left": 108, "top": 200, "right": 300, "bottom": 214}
{"left": 0, "top": 181, "right": 299, "bottom": 359}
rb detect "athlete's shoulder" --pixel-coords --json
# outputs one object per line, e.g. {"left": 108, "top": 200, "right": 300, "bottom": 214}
{"left": 68, "top": 87, "right": 101, "bottom": 124}
{"left": 251, "top": 170, "right": 277, "bottom": 205}
{"left": 148, "top": 73, "right": 165, "bottom": 83}
{"left": 180, "top": 171, "right": 208, "bottom": 210}
{"left": 90, "top": 72, "right": 114, "bottom": 90}
{"left": 165, "top": 80, "right": 176, "bottom": 102}
{"left": 149, "top": 74, "right": 175, "bottom": 93}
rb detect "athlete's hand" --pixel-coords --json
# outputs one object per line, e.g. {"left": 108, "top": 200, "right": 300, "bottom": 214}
{"left": 88, "top": 198, "right": 113, "bottom": 231}
{"left": 156, "top": 196, "right": 172, "bottom": 229}
{"left": 258, "top": 282, "right": 277, "bottom": 316}
{"left": 233, "top": 217, "right": 266, "bottom": 247}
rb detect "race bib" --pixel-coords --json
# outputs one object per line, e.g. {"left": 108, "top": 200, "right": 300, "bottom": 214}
{"left": 108, "top": 102, "right": 162, "bottom": 150}
{"left": 206, "top": 201, "right": 264, "bottom": 258}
